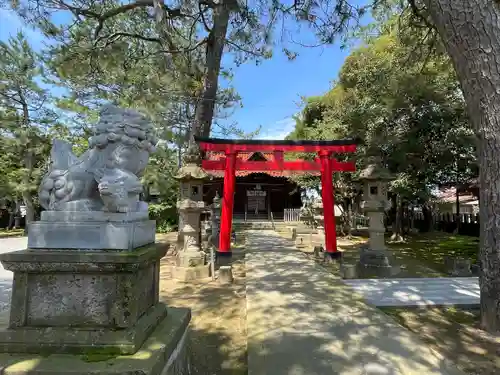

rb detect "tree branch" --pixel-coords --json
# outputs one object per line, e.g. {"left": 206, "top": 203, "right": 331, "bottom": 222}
{"left": 225, "top": 40, "right": 263, "bottom": 57}
{"left": 96, "top": 32, "right": 162, "bottom": 48}
{"left": 407, "top": 0, "right": 435, "bottom": 31}
{"left": 93, "top": 1, "right": 185, "bottom": 39}
{"left": 199, "top": 2, "right": 212, "bottom": 33}
{"left": 54, "top": 0, "right": 185, "bottom": 39}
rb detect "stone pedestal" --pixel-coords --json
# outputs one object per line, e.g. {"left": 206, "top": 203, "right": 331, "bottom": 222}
{"left": 0, "top": 244, "right": 167, "bottom": 355}
{"left": 0, "top": 242, "right": 192, "bottom": 374}
{"left": 28, "top": 211, "right": 156, "bottom": 250}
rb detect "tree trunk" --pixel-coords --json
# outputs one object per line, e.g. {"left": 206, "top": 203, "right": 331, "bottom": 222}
{"left": 14, "top": 200, "right": 22, "bottom": 229}
{"left": 390, "top": 195, "right": 404, "bottom": 242}
{"left": 402, "top": 202, "right": 410, "bottom": 236}
{"left": 19, "top": 100, "right": 35, "bottom": 235}
{"left": 422, "top": 203, "right": 434, "bottom": 232}
{"left": 389, "top": 194, "right": 397, "bottom": 234}
{"left": 8, "top": 209, "right": 14, "bottom": 230}
{"left": 455, "top": 181, "right": 460, "bottom": 234}
{"left": 425, "top": 0, "right": 500, "bottom": 332}
{"left": 22, "top": 151, "right": 35, "bottom": 235}
{"left": 190, "top": 2, "right": 230, "bottom": 144}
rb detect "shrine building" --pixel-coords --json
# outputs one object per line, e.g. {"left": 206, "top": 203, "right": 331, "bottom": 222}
{"left": 202, "top": 151, "right": 307, "bottom": 221}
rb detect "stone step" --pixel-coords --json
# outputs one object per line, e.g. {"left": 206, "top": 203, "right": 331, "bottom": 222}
{"left": 343, "top": 277, "right": 480, "bottom": 307}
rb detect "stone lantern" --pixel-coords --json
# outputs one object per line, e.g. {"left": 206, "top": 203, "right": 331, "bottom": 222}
{"left": 173, "top": 149, "right": 211, "bottom": 280}
{"left": 312, "top": 198, "right": 325, "bottom": 234}
{"left": 357, "top": 158, "right": 394, "bottom": 273}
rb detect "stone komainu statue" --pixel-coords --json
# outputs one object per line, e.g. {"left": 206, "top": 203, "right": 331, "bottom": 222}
{"left": 38, "top": 105, "right": 157, "bottom": 213}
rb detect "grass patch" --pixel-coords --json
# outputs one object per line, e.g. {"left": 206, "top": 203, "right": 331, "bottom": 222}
{"left": 380, "top": 306, "right": 479, "bottom": 327}
{"left": 380, "top": 306, "right": 499, "bottom": 375}
{"left": 387, "top": 232, "right": 479, "bottom": 273}
{"left": 0, "top": 229, "right": 24, "bottom": 238}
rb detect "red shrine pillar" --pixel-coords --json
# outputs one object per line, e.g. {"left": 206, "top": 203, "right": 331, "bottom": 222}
{"left": 219, "top": 151, "right": 237, "bottom": 259}
{"left": 319, "top": 151, "right": 338, "bottom": 256}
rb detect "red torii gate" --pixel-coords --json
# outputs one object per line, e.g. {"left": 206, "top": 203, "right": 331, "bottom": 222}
{"left": 195, "top": 137, "right": 357, "bottom": 260}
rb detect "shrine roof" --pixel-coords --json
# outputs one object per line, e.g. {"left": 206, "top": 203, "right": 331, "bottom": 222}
{"left": 205, "top": 151, "right": 320, "bottom": 178}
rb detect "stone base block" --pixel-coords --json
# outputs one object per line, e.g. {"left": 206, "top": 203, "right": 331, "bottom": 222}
{"left": 216, "top": 251, "right": 232, "bottom": 267}
{"left": 359, "top": 247, "right": 393, "bottom": 267}
{"left": 28, "top": 220, "right": 156, "bottom": 250}
{"left": 40, "top": 210, "right": 149, "bottom": 222}
{"left": 0, "top": 307, "right": 191, "bottom": 375}
{"left": 295, "top": 235, "right": 309, "bottom": 248}
{"left": 176, "top": 252, "right": 205, "bottom": 267}
{"left": 171, "top": 264, "right": 211, "bottom": 281}
{"left": 0, "top": 244, "right": 168, "bottom": 355}
{"left": 313, "top": 246, "right": 324, "bottom": 258}
{"left": 341, "top": 263, "right": 357, "bottom": 279}
{"left": 218, "top": 266, "right": 233, "bottom": 285}
{"left": 0, "top": 303, "right": 167, "bottom": 355}
{"left": 357, "top": 264, "right": 395, "bottom": 278}
{"left": 445, "top": 256, "right": 473, "bottom": 277}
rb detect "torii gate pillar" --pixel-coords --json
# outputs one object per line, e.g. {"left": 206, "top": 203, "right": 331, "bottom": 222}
{"left": 218, "top": 152, "right": 236, "bottom": 260}
{"left": 319, "top": 151, "right": 339, "bottom": 257}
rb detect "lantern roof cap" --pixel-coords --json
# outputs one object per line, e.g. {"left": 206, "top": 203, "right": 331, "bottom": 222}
{"left": 174, "top": 163, "right": 209, "bottom": 181}
{"left": 358, "top": 157, "right": 394, "bottom": 181}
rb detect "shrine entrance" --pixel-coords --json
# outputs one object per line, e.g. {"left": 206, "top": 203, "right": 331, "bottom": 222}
{"left": 246, "top": 185, "right": 266, "bottom": 216}
{"left": 196, "top": 137, "right": 358, "bottom": 260}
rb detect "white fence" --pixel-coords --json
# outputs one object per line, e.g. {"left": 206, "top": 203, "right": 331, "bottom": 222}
{"left": 284, "top": 208, "right": 301, "bottom": 222}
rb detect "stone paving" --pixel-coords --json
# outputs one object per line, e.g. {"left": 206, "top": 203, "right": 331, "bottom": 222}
{"left": 246, "top": 230, "right": 464, "bottom": 375}
{"left": 343, "top": 277, "right": 480, "bottom": 307}
{"left": 0, "top": 237, "right": 24, "bottom": 313}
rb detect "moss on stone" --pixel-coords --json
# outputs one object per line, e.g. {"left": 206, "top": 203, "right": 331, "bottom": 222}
{"left": 80, "top": 347, "right": 121, "bottom": 363}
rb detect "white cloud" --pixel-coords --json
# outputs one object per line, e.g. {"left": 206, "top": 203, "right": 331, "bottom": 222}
{"left": 259, "top": 117, "right": 296, "bottom": 140}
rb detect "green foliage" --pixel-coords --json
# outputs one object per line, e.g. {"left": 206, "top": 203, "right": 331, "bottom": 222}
{"left": 148, "top": 203, "right": 178, "bottom": 233}
{"left": 0, "top": 32, "right": 69, "bottom": 222}
{"left": 290, "top": 15, "right": 475, "bottom": 207}
{"left": 388, "top": 232, "right": 479, "bottom": 273}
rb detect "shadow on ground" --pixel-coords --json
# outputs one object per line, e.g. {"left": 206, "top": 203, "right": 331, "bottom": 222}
{"left": 245, "top": 230, "right": 464, "bottom": 375}
{"left": 382, "top": 306, "right": 500, "bottom": 375}
{"left": 159, "top": 236, "right": 247, "bottom": 375}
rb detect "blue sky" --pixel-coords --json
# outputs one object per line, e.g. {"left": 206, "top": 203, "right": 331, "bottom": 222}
{"left": 0, "top": 7, "right": 360, "bottom": 140}
{"left": 224, "top": 42, "right": 351, "bottom": 139}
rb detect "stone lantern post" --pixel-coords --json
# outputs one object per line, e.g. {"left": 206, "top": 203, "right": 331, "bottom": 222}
{"left": 358, "top": 158, "right": 394, "bottom": 273}
{"left": 210, "top": 192, "right": 222, "bottom": 247}
{"left": 312, "top": 198, "right": 325, "bottom": 234}
{"left": 173, "top": 150, "right": 211, "bottom": 280}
